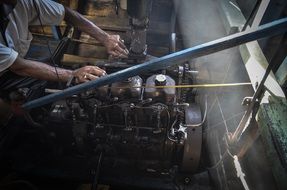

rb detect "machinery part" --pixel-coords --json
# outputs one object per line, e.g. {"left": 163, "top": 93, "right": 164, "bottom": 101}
{"left": 145, "top": 74, "right": 176, "bottom": 104}
{"left": 23, "top": 17, "right": 287, "bottom": 109}
{"left": 155, "top": 74, "right": 167, "bottom": 86}
{"left": 177, "top": 65, "right": 184, "bottom": 103}
{"left": 127, "top": 0, "right": 152, "bottom": 61}
{"left": 45, "top": 72, "right": 183, "bottom": 176}
{"left": 181, "top": 104, "right": 202, "bottom": 173}
{"left": 129, "top": 29, "right": 147, "bottom": 56}
{"left": 127, "top": 0, "right": 152, "bottom": 20}
{"left": 111, "top": 76, "right": 143, "bottom": 100}
{"left": 170, "top": 33, "right": 177, "bottom": 53}
{"left": 48, "top": 99, "right": 174, "bottom": 172}
{"left": 230, "top": 42, "right": 281, "bottom": 143}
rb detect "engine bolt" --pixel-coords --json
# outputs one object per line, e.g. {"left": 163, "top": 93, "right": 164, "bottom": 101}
{"left": 184, "top": 177, "right": 190, "bottom": 184}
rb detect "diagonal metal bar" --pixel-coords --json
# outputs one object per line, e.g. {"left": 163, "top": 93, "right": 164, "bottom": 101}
{"left": 230, "top": 57, "right": 274, "bottom": 143}
{"left": 23, "top": 17, "right": 287, "bottom": 110}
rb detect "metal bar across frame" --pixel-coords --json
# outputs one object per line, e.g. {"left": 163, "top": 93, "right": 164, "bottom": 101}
{"left": 23, "top": 17, "right": 287, "bottom": 110}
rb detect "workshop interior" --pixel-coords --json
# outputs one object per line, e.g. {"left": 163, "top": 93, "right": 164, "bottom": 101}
{"left": 0, "top": 0, "right": 287, "bottom": 190}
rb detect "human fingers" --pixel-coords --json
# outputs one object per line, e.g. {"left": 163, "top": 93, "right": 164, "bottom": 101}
{"left": 114, "top": 49, "right": 128, "bottom": 58}
{"left": 112, "top": 35, "right": 129, "bottom": 54}
{"left": 75, "top": 72, "right": 89, "bottom": 83}
{"left": 84, "top": 73, "right": 99, "bottom": 81}
{"left": 109, "top": 51, "right": 122, "bottom": 59}
{"left": 85, "top": 66, "right": 106, "bottom": 77}
{"left": 112, "top": 42, "right": 129, "bottom": 57}
{"left": 118, "top": 39, "right": 129, "bottom": 55}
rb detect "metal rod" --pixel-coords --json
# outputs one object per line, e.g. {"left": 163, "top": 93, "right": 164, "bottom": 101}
{"left": 241, "top": 0, "right": 262, "bottom": 31}
{"left": 230, "top": 39, "right": 280, "bottom": 143}
{"left": 23, "top": 17, "right": 287, "bottom": 110}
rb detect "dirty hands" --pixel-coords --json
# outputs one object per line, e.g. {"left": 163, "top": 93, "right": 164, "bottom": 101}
{"left": 72, "top": 65, "right": 106, "bottom": 83}
{"left": 104, "top": 34, "right": 129, "bottom": 59}
{"left": 71, "top": 35, "right": 128, "bottom": 84}
{"left": 70, "top": 35, "right": 129, "bottom": 83}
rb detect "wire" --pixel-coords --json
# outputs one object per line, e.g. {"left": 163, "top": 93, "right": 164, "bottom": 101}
{"left": 32, "top": 0, "right": 61, "bottom": 86}
{"left": 167, "top": 114, "right": 179, "bottom": 142}
{"left": 206, "top": 148, "right": 234, "bottom": 170}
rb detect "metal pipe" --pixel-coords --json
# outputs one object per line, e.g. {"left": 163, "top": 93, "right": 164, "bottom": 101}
{"left": 23, "top": 17, "right": 287, "bottom": 110}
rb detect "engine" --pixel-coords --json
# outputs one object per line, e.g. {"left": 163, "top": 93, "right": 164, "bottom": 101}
{"left": 19, "top": 0, "right": 204, "bottom": 183}
{"left": 45, "top": 69, "right": 202, "bottom": 175}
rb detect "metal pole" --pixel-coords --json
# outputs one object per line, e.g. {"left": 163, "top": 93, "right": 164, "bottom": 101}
{"left": 229, "top": 60, "right": 274, "bottom": 143}
{"left": 23, "top": 17, "right": 287, "bottom": 110}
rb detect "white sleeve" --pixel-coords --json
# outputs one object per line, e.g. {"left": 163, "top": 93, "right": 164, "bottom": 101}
{"left": 23, "top": 0, "right": 65, "bottom": 26}
{"left": 0, "top": 43, "right": 18, "bottom": 72}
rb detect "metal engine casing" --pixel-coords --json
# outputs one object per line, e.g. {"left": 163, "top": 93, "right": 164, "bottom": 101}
{"left": 47, "top": 73, "right": 202, "bottom": 175}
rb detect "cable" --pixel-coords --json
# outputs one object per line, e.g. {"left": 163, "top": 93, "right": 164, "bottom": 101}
{"left": 206, "top": 148, "right": 234, "bottom": 170}
{"left": 32, "top": 0, "right": 61, "bottom": 86}
{"left": 167, "top": 114, "right": 179, "bottom": 142}
{"left": 141, "top": 82, "right": 251, "bottom": 89}
{"left": 206, "top": 146, "right": 251, "bottom": 190}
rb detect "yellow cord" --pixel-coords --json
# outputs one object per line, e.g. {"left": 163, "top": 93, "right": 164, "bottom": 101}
{"left": 107, "top": 82, "right": 252, "bottom": 89}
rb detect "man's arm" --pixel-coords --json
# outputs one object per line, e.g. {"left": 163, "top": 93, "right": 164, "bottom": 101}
{"left": 64, "top": 7, "right": 129, "bottom": 58}
{"left": 9, "top": 56, "right": 106, "bottom": 83}
{"left": 6, "top": 2, "right": 126, "bottom": 83}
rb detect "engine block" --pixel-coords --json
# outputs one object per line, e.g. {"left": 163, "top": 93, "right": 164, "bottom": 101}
{"left": 47, "top": 72, "right": 202, "bottom": 174}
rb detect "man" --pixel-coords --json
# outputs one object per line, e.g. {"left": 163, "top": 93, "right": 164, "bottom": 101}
{"left": 0, "top": 0, "right": 129, "bottom": 167}
{"left": 0, "top": 0, "right": 129, "bottom": 93}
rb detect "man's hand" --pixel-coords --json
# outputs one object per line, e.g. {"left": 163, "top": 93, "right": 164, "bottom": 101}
{"left": 72, "top": 66, "right": 106, "bottom": 83}
{"left": 10, "top": 57, "right": 106, "bottom": 84}
{"left": 64, "top": 8, "right": 129, "bottom": 59}
{"left": 104, "top": 35, "right": 129, "bottom": 59}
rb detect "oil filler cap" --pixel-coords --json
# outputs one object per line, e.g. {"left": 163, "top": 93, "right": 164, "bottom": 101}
{"left": 155, "top": 74, "right": 167, "bottom": 86}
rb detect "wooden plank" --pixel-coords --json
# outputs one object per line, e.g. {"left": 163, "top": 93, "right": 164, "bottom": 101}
{"left": 85, "top": 15, "right": 130, "bottom": 32}
{"left": 61, "top": 54, "right": 106, "bottom": 66}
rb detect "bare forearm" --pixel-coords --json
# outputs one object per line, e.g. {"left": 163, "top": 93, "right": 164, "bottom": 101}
{"left": 9, "top": 57, "right": 72, "bottom": 82}
{"left": 64, "top": 7, "right": 109, "bottom": 45}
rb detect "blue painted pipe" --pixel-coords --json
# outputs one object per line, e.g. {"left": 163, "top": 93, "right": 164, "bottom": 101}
{"left": 23, "top": 17, "right": 287, "bottom": 109}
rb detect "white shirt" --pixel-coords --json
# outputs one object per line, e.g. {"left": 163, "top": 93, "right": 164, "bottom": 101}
{"left": 0, "top": 0, "right": 65, "bottom": 72}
